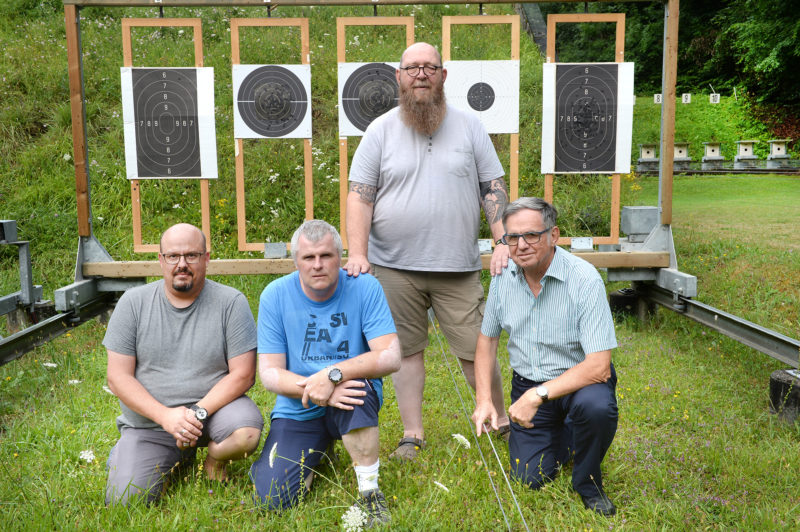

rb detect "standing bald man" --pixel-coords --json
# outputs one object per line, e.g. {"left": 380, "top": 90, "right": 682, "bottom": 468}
{"left": 346, "top": 42, "right": 511, "bottom": 460}
{"left": 104, "top": 223, "right": 263, "bottom": 505}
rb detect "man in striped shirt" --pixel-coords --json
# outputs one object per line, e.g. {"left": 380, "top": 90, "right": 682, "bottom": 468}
{"left": 471, "top": 197, "right": 619, "bottom": 516}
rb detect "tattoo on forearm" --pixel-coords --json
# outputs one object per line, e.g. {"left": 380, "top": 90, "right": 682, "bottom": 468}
{"left": 480, "top": 178, "right": 509, "bottom": 225}
{"left": 349, "top": 182, "right": 377, "bottom": 203}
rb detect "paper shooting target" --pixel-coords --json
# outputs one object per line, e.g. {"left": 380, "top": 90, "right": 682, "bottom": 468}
{"left": 443, "top": 61, "right": 519, "bottom": 134}
{"left": 541, "top": 63, "right": 634, "bottom": 174}
{"left": 233, "top": 64, "right": 311, "bottom": 139}
{"left": 121, "top": 67, "right": 217, "bottom": 179}
{"left": 338, "top": 62, "right": 399, "bottom": 137}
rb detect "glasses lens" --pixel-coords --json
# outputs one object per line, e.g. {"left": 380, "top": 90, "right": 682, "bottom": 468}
{"left": 504, "top": 234, "right": 519, "bottom": 246}
{"left": 423, "top": 65, "right": 437, "bottom": 76}
{"left": 521, "top": 232, "right": 541, "bottom": 245}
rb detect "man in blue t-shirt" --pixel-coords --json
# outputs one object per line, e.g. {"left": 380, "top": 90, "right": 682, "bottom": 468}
{"left": 250, "top": 220, "right": 400, "bottom": 527}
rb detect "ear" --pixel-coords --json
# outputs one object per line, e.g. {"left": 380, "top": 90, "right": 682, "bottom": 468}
{"left": 396, "top": 68, "right": 402, "bottom": 84}
{"left": 551, "top": 226, "right": 560, "bottom": 246}
{"left": 441, "top": 67, "right": 447, "bottom": 83}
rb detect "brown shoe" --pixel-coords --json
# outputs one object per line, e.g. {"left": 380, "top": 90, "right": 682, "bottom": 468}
{"left": 389, "top": 437, "right": 425, "bottom": 461}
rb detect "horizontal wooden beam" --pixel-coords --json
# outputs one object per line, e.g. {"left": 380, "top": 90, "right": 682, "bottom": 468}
{"left": 64, "top": 0, "right": 649, "bottom": 6}
{"left": 83, "top": 252, "right": 670, "bottom": 278}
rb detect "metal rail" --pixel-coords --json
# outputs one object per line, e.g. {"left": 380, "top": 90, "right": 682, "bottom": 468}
{"left": 635, "top": 283, "right": 800, "bottom": 368}
{"left": 0, "top": 293, "right": 116, "bottom": 366}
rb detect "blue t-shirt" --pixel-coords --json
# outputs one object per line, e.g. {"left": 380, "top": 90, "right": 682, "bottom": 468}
{"left": 257, "top": 269, "right": 396, "bottom": 421}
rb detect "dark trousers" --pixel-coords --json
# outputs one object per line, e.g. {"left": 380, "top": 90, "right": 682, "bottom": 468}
{"left": 509, "top": 365, "right": 618, "bottom": 497}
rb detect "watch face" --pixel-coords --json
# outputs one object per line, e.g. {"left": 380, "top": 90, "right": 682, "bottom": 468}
{"left": 329, "top": 367, "right": 343, "bottom": 384}
{"left": 536, "top": 386, "right": 548, "bottom": 401}
{"left": 192, "top": 406, "right": 208, "bottom": 420}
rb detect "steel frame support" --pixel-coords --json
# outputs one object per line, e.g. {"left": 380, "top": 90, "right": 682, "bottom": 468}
{"left": 634, "top": 283, "right": 800, "bottom": 368}
{"left": 0, "top": 293, "right": 116, "bottom": 366}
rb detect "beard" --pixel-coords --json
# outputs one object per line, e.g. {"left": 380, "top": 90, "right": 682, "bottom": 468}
{"left": 171, "top": 267, "right": 194, "bottom": 292}
{"left": 398, "top": 80, "right": 447, "bottom": 136}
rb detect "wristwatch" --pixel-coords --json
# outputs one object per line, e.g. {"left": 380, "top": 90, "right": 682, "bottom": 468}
{"left": 327, "top": 366, "right": 343, "bottom": 385}
{"left": 190, "top": 404, "right": 208, "bottom": 421}
{"left": 535, "top": 385, "right": 549, "bottom": 403}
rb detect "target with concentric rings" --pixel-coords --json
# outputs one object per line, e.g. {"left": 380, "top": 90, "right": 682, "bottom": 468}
{"left": 234, "top": 64, "right": 310, "bottom": 138}
{"left": 340, "top": 62, "right": 398, "bottom": 134}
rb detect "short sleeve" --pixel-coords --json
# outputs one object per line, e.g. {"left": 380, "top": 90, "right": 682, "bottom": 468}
{"left": 102, "top": 290, "right": 138, "bottom": 357}
{"left": 224, "top": 292, "right": 258, "bottom": 359}
{"left": 470, "top": 116, "right": 505, "bottom": 183}
{"left": 348, "top": 121, "right": 384, "bottom": 186}
{"left": 577, "top": 277, "right": 618, "bottom": 355}
{"left": 480, "top": 274, "right": 503, "bottom": 338}
{"left": 257, "top": 282, "right": 288, "bottom": 355}
{"left": 359, "top": 275, "right": 397, "bottom": 341}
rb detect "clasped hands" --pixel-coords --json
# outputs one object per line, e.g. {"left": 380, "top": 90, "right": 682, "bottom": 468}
{"left": 163, "top": 406, "right": 203, "bottom": 448}
{"left": 296, "top": 369, "right": 367, "bottom": 411}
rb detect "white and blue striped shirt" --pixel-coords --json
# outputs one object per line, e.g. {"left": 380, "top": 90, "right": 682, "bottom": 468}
{"left": 482, "top": 246, "right": 617, "bottom": 382}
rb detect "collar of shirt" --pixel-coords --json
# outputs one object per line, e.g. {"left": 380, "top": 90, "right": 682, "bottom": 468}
{"left": 508, "top": 246, "right": 568, "bottom": 289}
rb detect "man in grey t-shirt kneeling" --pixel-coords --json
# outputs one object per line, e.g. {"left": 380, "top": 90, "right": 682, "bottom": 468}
{"left": 103, "top": 223, "right": 263, "bottom": 505}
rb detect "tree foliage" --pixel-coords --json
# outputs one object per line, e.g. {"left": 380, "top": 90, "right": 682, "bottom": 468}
{"left": 535, "top": 1, "right": 799, "bottom": 106}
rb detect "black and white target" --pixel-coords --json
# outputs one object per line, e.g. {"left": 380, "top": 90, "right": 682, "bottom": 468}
{"left": 121, "top": 67, "right": 217, "bottom": 179}
{"left": 443, "top": 60, "right": 519, "bottom": 134}
{"left": 338, "top": 62, "right": 399, "bottom": 137}
{"left": 541, "top": 63, "right": 634, "bottom": 174}
{"left": 233, "top": 64, "right": 311, "bottom": 139}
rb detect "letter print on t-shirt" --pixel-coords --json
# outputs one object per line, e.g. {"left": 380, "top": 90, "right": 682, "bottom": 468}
{"left": 301, "top": 311, "right": 352, "bottom": 362}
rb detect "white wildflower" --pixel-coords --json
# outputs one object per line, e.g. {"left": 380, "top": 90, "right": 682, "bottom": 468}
{"left": 63, "top": 153, "right": 71, "bottom": 161}
{"left": 42, "top": 362, "right": 57, "bottom": 368}
{"left": 269, "top": 442, "right": 278, "bottom": 468}
{"left": 79, "top": 449, "right": 95, "bottom": 463}
{"left": 68, "top": 379, "right": 81, "bottom": 385}
{"left": 452, "top": 433, "right": 471, "bottom": 449}
{"left": 433, "top": 481, "right": 450, "bottom": 492}
{"left": 341, "top": 503, "right": 368, "bottom": 532}
{"left": 102, "top": 385, "right": 115, "bottom": 395}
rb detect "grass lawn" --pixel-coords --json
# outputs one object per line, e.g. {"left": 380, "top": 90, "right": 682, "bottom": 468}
{"left": 2, "top": 174, "right": 799, "bottom": 531}
{"left": 0, "top": 4, "right": 799, "bottom": 530}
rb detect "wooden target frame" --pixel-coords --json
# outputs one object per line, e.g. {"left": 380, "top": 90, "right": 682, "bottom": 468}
{"left": 336, "top": 17, "right": 414, "bottom": 248}
{"left": 231, "top": 18, "right": 312, "bottom": 253}
{"left": 544, "top": 13, "right": 625, "bottom": 247}
{"left": 121, "top": 18, "right": 211, "bottom": 253}
{"left": 442, "top": 15, "right": 520, "bottom": 201}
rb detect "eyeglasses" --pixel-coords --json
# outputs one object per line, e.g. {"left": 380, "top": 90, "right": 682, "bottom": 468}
{"left": 502, "top": 228, "right": 552, "bottom": 246}
{"left": 161, "top": 252, "right": 204, "bottom": 264}
{"left": 399, "top": 64, "right": 443, "bottom": 77}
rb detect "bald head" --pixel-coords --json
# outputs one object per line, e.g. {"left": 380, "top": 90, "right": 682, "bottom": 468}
{"left": 160, "top": 223, "right": 206, "bottom": 253}
{"left": 400, "top": 42, "right": 442, "bottom": 67}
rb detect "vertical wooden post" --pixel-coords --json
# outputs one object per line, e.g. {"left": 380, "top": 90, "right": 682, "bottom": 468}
{"left": 659, "top": 0, "right": 679, "bottom": 226}
{"left": 64, "top": 5, "right": 91, "bottom": 237}
{"left": 336, "top": 17, "right": 415, "bottom": 249}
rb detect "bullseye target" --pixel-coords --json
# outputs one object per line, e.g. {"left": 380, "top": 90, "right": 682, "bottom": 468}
{"left": 443, "top": 60, "right": 519, "bottom": 134}
{"left": 338, "top": 62, "right": 399, "bottom": 137}
{"left": 541, "top": 63, "right": 634, "bottom": 174}
{"left": 121, "top": 67, "right": 217, "bottom": 179}
{"left": 233, "top": 64, "right": 311, "bottom": 139}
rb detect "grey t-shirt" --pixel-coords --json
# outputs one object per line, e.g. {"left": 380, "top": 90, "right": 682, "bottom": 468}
{"left": 103, "top": 279, "right": 257, "bottom": 430}
{"left": 349, "top": 105, "right": 505, "bottom": 272}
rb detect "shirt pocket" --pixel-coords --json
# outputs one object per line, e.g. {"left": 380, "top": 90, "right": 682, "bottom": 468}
{"left": 446, "top": 147, "right": 475, "bottom": 178}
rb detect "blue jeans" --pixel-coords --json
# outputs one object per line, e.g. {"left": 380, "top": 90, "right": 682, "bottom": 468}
{"left": 509, "top": 365, "right": 618, "bottom": 497}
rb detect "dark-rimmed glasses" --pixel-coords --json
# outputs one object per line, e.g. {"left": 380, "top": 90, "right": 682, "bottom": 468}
{"left": 161, "top": 252, "right": 204, "bottom": 264}
{"left": 399, "top": 64, "right": 443, "bottom": 77}
{"left": 501, "top": 228, "right": 552, "bottom": 246}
